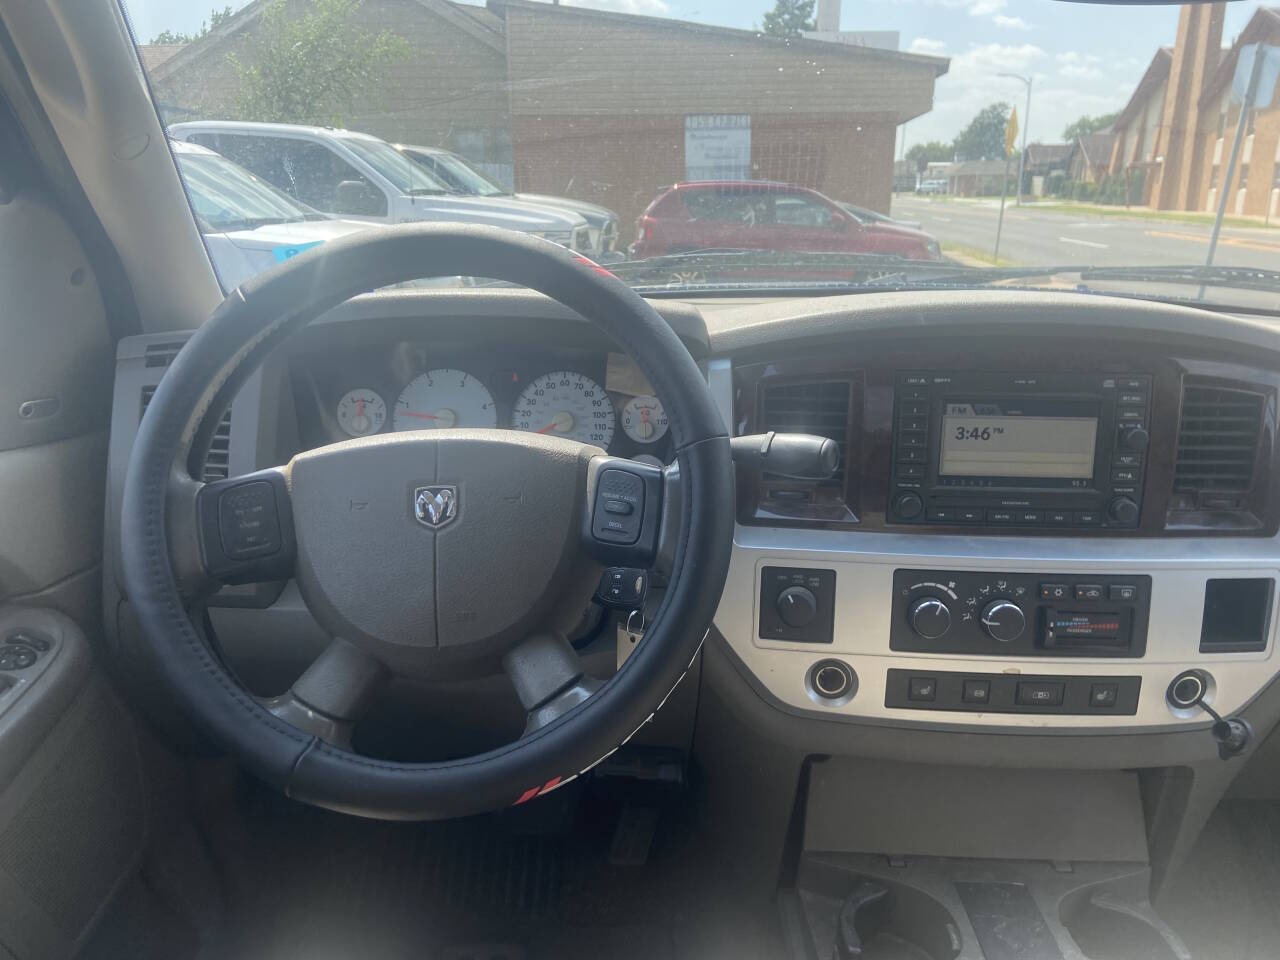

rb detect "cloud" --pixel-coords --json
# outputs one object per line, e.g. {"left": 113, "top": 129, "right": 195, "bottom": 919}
{"left": 909, "top": 36, "right": 948, "bottom": 55}
{"left": 966, "top": 0, "right": 1007, "bottom": 15}
{"left": 992, "top": 14, "right": 1029, "bottom": 30}
{"left": 1057, "top": 50, "right": 1103, "bottom": 79}
{"left": 561, "top": 0, "right": 670, "bottom": 13}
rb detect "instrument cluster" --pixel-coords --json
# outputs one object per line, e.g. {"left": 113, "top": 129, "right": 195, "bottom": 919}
{"left": 292, "top": 340, "right": 672, "bottom": 462}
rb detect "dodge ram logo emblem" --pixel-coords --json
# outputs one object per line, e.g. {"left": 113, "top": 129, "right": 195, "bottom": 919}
{"left": 414, "top": 485, "right": 457, "bottom": 528}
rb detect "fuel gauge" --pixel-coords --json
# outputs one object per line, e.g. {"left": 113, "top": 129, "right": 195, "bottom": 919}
{"left": 336, "top": 390, "right": 387, "bottom": 437}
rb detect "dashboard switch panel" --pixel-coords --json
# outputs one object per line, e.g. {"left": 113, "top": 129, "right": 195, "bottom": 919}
{"left": 760, "top": 567, "right": 836, "bottom": 643}
{"left": 891, "top": 569, "right": 1151, "bottom": 657}
{"left": 886, "top": 669, "right": 1141, "bottom": 715}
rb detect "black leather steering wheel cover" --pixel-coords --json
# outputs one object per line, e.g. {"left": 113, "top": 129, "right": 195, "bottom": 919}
{"left": 121, "top": 224, "right": 733, "bottom": 819}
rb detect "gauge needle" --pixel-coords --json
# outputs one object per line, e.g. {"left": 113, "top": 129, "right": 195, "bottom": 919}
{"left": 535, "top": 422, "right": 558, "bottom": 434}
{"left": 357, "top": 397, "right": 364, "bottom": 418}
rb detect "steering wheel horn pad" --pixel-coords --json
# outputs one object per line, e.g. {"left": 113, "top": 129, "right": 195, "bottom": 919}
{"left": 289, "top": 429, "right": 600, "bottom": 673}
{"left": 120, "top": 225, "right": 733, "bottom": 820}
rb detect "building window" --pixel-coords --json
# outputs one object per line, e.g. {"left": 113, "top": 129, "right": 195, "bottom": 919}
{"left": 1239, "top": 164, "right": 1249, "bottom": 188}
{"left": 1210, "top": 165, "right": 1219, "bottom": 189}
{"left": 1247, "top": 109, "right": 1258, "bottom": 136}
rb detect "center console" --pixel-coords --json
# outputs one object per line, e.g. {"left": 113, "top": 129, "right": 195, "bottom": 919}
{"left": 889, "top": 371, "right": 1151, "bottom": 530}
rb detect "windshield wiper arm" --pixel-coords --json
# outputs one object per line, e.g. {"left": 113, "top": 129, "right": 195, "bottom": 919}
{"left": 1078, "top": 264, "right": 1280, "bottom": 294}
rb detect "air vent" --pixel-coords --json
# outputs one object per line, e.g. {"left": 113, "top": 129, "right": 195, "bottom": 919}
{"left": 139, "top": 385, "right": 231, "bottom": 482}
{"left": 759, "top": 379, "right": 851, "bottom": 486}
{"left": 143, "top": 341, "right": 186, "bottom": 368}
{"left": 1173, "top": 381, "right": 1265, "bottom": 508}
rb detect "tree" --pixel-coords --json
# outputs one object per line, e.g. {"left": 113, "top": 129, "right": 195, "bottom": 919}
{"left": 952, "top": 102, "right": 1011, "bottom": 162}
{"left": 1062, "top": 111, "right": 1120, "bottom": 142}
{"left": 150, "top": 6, "right": 232, "bottom": 44}
{"left": 906, "top": 140, "right": 953, "bottom": 174}
{"left": 228, "top": 0, "right": 409, "bottom": 127}
{"left": 761, "top": 0, "right": 817, "bottom": 39}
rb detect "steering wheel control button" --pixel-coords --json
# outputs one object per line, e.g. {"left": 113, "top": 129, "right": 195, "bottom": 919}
{"left": 908, "top": 677, "right": 937, "bottom": 702}
{"left": 591, "top": 469, "right": 644, "bottom": 544}
{"left": 1015, "top": 681, "right": 1064, "bottom": 707}
{"left": 0, "top": 645, "right": 37, "bottom": 671}
{"left": 218, "top": 481, "right": 282, "bottom": 559}
{"left": 759, "top": 567, "right": 836, "bottom": 643}
{"left": 962, "top": 679, "right": 991, "bottom": 704}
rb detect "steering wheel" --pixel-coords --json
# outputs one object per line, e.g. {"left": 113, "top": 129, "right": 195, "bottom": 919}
{"left": 121, "top": 225, "right": 733, "bottom": 820}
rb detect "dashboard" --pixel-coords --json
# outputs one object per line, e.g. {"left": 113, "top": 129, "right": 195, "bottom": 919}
{"left": 103, "top": 288, "right": 1280, "bottom": 756}
{"left": 289, "top": 339, "right": 673, "bottom": 464}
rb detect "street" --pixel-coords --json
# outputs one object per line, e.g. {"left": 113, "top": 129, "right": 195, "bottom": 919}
{"left": 889, "top": 195, "right": 1280, "bottom": 272}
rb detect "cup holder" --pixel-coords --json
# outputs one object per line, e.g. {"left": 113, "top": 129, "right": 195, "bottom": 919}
{"left": 1061, "top": 889, "right": 1191, "bottom": 960}
{"left": 836, "top": 876, "right": 962, "bottom": 960}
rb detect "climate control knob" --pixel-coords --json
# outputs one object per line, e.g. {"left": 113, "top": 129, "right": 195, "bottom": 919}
{"left": 980, "top": 600, "right": 1026, "bottom": 643}
{"left": 776, "top": 586, "right": 818, "bottom": 628}
{"left": 909, "top": 597, "right": 952, "bottom": 640}
{"left": 1109, "top": 496, "right": 1140, "bottom": 524}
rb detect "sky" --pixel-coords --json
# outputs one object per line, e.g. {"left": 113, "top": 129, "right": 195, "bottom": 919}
{"left": 122, "top": 0, "right": 1264, "bottom": 149}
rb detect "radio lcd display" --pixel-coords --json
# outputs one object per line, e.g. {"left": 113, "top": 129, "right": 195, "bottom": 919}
{"left": 939, "top": 402, "right": 1098, "bottom": 480}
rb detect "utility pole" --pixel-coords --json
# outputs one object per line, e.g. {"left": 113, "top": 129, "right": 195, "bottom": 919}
{"left": 998, "top": 72, "right": 1032, "bottom": 206}
{"left": 1201, "top": 43, "right": 1267, "bottom": 299}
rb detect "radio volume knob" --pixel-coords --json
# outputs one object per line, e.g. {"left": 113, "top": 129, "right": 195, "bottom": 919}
{"left": 980, "top": 600, "right": 1026, "bottom": 642}
{"left": 893, "top": 491, "right": 924, "bottom": 520}
{"left": 909, "top": 597, "right": 952, "bottom": 640}
{"left": 1109, "top": 496, "right": 1140, "bottom": 524}
{"left": 1121, "top": 426, "right": 1149, "bottom": 451}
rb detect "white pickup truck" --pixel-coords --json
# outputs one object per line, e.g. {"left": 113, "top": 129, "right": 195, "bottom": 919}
{"left": 168, "top": 121, "right": 593, "bottom": 252}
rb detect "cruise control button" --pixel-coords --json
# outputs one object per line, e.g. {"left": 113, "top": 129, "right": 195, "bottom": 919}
{"left": 1016, "top": 681, "right": 1064, "bottom": 706}
{"left": 908, "top": 677, "right": 937, "bottom": 702}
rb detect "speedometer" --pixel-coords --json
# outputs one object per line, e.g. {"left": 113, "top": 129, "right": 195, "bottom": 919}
{"left": 393, "top": 369, "right": 497, "bottom": 431}
{"left": 513, "top": 371, "right": 615, "bottom": 448}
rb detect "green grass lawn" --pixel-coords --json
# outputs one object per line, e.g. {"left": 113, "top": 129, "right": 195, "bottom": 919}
{"left": 1021, "top": 202, "right": 1278, "bottom": 231}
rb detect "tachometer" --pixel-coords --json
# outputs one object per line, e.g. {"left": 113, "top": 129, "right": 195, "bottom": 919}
{"left": 620, "top": 395, "right": 668, "bottom": 444}
{"left": 513, "top": 371, "right": 615, "bottom": 447}
{"left": 393, "top": 369, "right": 497, "bottom": 431}
{"left": 336, "top": 390, "right": 387, "bottom": 437}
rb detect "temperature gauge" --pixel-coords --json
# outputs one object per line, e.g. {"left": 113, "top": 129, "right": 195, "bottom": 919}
{"left": 620, "top": 395, "right": 668, "bottom": 444}
{"left": 336, "top": 390, "right": 387, "bottom": 437}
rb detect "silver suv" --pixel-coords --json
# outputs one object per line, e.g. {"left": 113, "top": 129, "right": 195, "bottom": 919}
{"left": 168, "top": 121, "right": 592, "bottom": 252}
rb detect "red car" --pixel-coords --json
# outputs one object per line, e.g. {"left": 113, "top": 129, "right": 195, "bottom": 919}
{"left": 631, "top": 181, "right": 941, "bottom": 261}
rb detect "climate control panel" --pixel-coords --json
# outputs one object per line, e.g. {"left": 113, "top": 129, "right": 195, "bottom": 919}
{"left": 890, "top": 569, "right": 1151, "bottom": 657}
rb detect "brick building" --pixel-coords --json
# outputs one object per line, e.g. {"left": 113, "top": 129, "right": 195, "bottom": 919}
{"left": 144, "top": 0, "right": 947, "bottom": 227}
{"left": 1107, "top": 5, "right": 1280, "bottom": 218}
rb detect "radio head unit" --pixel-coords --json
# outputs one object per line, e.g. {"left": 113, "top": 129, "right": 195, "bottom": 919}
{"left": 890, "top": 371, "right": 1150, "bottom": 529}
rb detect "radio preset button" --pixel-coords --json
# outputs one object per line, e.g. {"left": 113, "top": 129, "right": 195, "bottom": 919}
{"left": 899, "top": 401, "right": 929, "bottom": 417}
{"left": 897, "top": 448, "right": 926, "bottom": 464}
{"left": 899, "top": 433, "right": 927, "bottom": 448}
{"left": 899, "top": 416, "right": 928, "bottom": 432}
{"left": 897, "top": 463, "right": 925, "bottom": 478}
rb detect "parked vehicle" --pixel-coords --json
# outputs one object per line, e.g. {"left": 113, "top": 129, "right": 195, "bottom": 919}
{"left": 631, "top": 181, "right": 942, "bottom": 262}
{"left": 168, "top": 121, "right": 593, "bottom": 252}
{"left": 394, "top": 144, "right": 621, "bottom": 258}
{"left": 838, "top": 201, "right": 923, "bottom": 231}
{"left": 916, "top": 179, "right": 949, "bottom": 195}
{"left": 170, "top": 139, "right": 379, "bottom": 290}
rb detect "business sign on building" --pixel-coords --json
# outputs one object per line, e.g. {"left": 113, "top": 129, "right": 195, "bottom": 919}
{"left": 685, "top": 114, "right": 751, "bottom": 181}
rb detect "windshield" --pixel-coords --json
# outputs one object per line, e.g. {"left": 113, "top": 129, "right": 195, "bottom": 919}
{"left": 340, "top": 137, "right": 451, "bottom": 195}
{"left": 126, "top": 0, "right": 1280, "bottom": 307}
{"left": 425, "top": 152, "right": 507, "bottom": 197}
{"left": 175, "top": 149, "right": 312, "bottom": 230}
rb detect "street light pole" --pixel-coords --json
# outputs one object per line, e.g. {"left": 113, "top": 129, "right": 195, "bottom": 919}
{"left": 998, "top": 72, "right": 1032, "bottom": 206}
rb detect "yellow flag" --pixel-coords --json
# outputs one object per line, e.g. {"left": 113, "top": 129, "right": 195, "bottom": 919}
{"left": 1005, "top": 107, "right": 1019, "bottom": 156}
